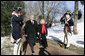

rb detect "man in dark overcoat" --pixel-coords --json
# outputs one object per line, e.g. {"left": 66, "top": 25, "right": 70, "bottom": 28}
{"left": 24, "top": 15, "right": 38, "bottom": 54}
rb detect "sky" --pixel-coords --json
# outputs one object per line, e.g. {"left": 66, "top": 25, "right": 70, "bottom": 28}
{"left": 65, "top": 1, "right": 84, "bottom": 13}
{"left": 24, "top": 1, "right": 84, "bottom": 20}
{"left": 24, "top": 1, "right": 84, "bottom": 12}
{"left": 56, "top": 1, "right": 84, "bottom": 20}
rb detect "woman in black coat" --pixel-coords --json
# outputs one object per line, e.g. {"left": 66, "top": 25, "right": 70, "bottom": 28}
{"left": 24, "top": 15, "right": 38, "bottom": 54}
{"left": 11, "top": 11, "right": 24, "bottom": 42}
{"left": 38, "top": 19, "right": 48, "bottom": 49}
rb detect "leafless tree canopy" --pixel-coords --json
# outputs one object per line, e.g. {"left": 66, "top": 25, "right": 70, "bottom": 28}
{"left": 24, "top": 1, "right": 68, "bottom": 23}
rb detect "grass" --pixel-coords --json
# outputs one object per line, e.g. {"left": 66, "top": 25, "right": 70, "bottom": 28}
{"left": 69, "top": 44, "right": 84, "bottom": 55}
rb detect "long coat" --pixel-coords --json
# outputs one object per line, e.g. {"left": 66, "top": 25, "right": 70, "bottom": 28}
{"left": 38, "top": 24, "right": 48, "bottom": 48}
{"left": 11, "top": 15, "right": 23, "bottom": 40}
{"left": 24, "top": 20, "right": 38, "bottom": 44}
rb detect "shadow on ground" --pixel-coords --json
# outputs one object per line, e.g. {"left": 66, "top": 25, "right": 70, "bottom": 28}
{"left": 39, "top": 47, "right": 51, "bottom": 55}
{"left": 49, "top": 35, "right": 63, "bottom": 47}
{"left": 76, "top": 41, "right": 84, "bottom": 45}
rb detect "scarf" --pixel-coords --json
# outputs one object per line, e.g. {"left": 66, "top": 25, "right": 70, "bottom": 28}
{"left": 41, "top": 24, "right": 46, "bottom": 34}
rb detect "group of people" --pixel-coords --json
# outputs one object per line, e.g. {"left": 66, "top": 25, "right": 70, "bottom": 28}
{"left": 11, "top": 7, "right": 74, "bottom": 55}
{"left": 24, "top": 15, "right": 48, "bottom": 54}
{"left": 11, "top": 7, "right": 48, "bottom": 55}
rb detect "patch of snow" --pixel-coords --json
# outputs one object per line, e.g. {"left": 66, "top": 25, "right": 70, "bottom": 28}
{"left": 1, "top": 36, "right": 9, "bottom": 48}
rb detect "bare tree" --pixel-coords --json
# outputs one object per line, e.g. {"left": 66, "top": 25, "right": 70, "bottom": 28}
{"left": 24, "top": 1, "right": 68, "bottom": 25}
{"left": 42, "top": 1, "right": 44, "bottom": 19}
{"left": 73, "top": 1, "right": 78, "bottom": 34}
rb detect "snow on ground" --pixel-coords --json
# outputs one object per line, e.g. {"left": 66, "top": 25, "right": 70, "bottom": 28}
{"left": 47, "top": 20, "right": 84, "bottom": 48}
{"left": 1, "top": 36, "right": 14, "bottom": 55}
{"left": 1, "top": 36, "right": 8, "bottom": 48}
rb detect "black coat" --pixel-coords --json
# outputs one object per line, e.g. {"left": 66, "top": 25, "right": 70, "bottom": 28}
{"left": 38, "top": 24, "right": 48, "bottom": 48}
{"left": 24, "top": 20, "right": 38, "bottom": 44}
{"left": 12, "top": 15, "right": 24, "bottom": 40}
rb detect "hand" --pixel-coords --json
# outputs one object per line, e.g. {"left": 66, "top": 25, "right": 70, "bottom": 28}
{"left": 37, "top": 32, "right": 39, "bottom": 35}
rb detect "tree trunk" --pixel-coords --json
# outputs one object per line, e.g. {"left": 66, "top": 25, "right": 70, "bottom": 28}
{"left": 42, "top": 1, "right": 44, "bottom": 19}
{"left": 73, "top": 1, "right": 78, "bottom": 35}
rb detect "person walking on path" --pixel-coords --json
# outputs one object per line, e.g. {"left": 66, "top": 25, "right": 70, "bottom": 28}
{"left": 24, "top": 15, "right": 38, "bottom": 55}
{"left": 38, "top": 19, "right": 48, "bottom": 49}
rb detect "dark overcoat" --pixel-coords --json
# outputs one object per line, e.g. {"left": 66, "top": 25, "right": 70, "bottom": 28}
{"left": 38, "top": 24, "right": 48, "bottom": 48}
{"left": 12, "top": 15, "right": 23, "bottom": 40}
{"left": 24, "top": 20, "right": 38, "bottom": 44}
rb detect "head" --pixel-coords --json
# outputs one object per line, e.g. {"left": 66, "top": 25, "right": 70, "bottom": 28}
{"left": 66, "top": 14, "right": 70, "bottom": 18}
{"left": 40, "top": 19, "right": 45, "bottom": 24}
{"left": 30, "top": 15, "right": 34, "bottom": 20}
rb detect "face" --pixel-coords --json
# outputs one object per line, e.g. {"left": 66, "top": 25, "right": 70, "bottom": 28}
{"left": 40, "top": 19, "right": 45, "bottom": 24}
{"left": 66, "top": 14, "right": 70, "bottom": 18}
{"left": 30, "top": 15, "right": 34, "bottom": 20}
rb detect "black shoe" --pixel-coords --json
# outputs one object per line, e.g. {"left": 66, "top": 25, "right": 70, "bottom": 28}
{"left": 32, "top": 51, "right": 34, "bottom": 53}
{"left": 64, "top": 44, "right": 67, "bottom": 49}
{"left": 64, "top": 44, "right": 69, "bottom": 49}
{"left": 44, "top": 46, "right": 47, "bottom": 49}
{"left": 32, "top": 51, "right": 35, "bottom": 55}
